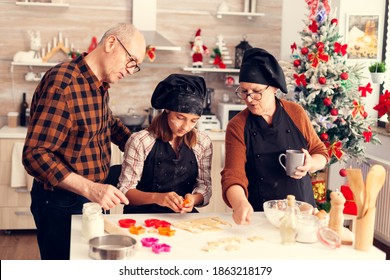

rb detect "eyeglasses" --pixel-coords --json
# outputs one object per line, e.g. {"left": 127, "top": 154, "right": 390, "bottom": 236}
{"left": 235, "top": 85, "right": 270, "bottom": 100}
{"left": 116, "top": 37, "right": 141, "bottom": 74}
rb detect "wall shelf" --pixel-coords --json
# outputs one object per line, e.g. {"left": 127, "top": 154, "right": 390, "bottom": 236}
{"left": 182, "top": 67, "right": 239, "bottom": 74}
{"left": 216, "top": 11, "right": 265, "bottom": 20}
{"left": 15, "top": 1, "right": 70, "bottom": 8}
{"left": 10, "top": 61, "right": 59, "bottom": 73}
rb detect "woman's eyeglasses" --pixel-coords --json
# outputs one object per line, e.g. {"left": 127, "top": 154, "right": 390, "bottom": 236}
{"left": 235, "top": 86, "right": 270, "bottom": 100}
{"left": 116, "top": 37, "right": 141, "bottom": 74}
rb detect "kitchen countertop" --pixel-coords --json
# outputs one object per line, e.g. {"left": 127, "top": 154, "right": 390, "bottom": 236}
{"left": 70, "top": 212, "right": 385, "bottom": 260}
{"left": 0, "top": 126, "right": 28, "bottom": 139}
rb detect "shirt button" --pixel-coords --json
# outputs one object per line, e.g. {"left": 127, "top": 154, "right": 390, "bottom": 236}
{"left": 286, "top": 129, "right": 291, "bottom": 133}
{"left": 190, "top": 160, "right": 195, "bottom": 164}
{"left": 256, "top": 154, "right": 261, "bottom": 158}
{"left": 260, "top": 177, "right": 264, "bottom": 181}
{"left": 252, "top": 132, "right": 257, "bottom": 136}
{"left": 156, "top": 161, "right": 161, "bottom": 165}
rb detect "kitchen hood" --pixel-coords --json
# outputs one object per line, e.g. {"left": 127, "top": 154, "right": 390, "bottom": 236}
{"left": 132, "top": 0, "right": 181, "bottom": 51}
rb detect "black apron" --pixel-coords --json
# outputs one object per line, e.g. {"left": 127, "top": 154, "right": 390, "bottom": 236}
{"left": 123, "top": 139, "right": 199, "bottom": 213}
{"left": 245, "top": 98, "right": 316, "bottom": 211}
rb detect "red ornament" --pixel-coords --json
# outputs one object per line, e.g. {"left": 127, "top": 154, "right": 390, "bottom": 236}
{"left": 320, "top": 133, "right": 329, "bottom": 141}
{"left": 293, "top": 59, "right": 301, "bottom": 67}
{"left": 340, "top": 72, "right": 349, "bottom": 80}
{"left": 331, "top": 18, "right": 338, "bottom": 25}
{"left": 330, "top": 108, "right": 338, "bottom": 116}
{"left": 323, "top": 97, "right": 332, "bottom": 106}
{"left": 363, "top": 111, "right": 368, "bottom": 118}
{"left": 339, "top": 168, "right": 347, "bottom": 177}
{"left": 301, "top": 47, "right": 309, "bottom": 55}
{"left": 319, "top": 77, "right": 327, "bottom": 84}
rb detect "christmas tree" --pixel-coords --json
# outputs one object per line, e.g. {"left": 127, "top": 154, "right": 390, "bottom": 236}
{"left": 289, "top": 0, "right": 380, "bottom": 167}
{"left": 209, "top": 34, "right": 233, "bottom": 68}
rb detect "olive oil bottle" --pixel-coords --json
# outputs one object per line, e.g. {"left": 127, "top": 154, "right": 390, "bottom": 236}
{"left": 280, "top": 195, "right": 297, "bottom": 245}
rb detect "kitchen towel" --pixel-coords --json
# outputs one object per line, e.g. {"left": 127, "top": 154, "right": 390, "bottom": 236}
{"left": 11, "top": 142, "right": 33, "bottom": 191}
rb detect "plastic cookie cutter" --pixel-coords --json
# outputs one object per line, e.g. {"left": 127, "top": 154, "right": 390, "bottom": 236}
{"left": 141, "top": 237, "right": 159, "bottom": 247}
{"left": 129, "top": 225, "right": 146, "bottom": 235}
{"left": 158, "top": 226, "right": 176, "bottom": 236}
{"left": 152, "top": 243, "right": 171, "bottom": 254}
{"left": 182, "top": 198, "right": 191, "bottom": 207}
{"left": 118, "top": 218, "right": 136, "bottom": 228}
{"left": 145, "top": 219, "right": 171, "bottom": 229}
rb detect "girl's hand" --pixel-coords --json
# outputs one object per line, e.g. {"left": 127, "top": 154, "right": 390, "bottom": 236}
{"left": 180, "top": 194, "right": 195, "bottom": 213}
{"left": 157, "top": 191, "right": 183, "bottom": 212}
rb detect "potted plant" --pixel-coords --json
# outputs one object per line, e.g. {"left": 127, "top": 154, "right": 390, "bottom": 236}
{"left": 368, "top": 61, "right": 386, "bottom": 84}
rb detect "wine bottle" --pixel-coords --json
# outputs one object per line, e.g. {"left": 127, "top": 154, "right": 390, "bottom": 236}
{"left": 20, "top": 92, "right": 29, "bottom": 127}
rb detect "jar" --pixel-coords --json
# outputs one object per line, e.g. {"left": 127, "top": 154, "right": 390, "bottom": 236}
{"left": 82, "top": 202, "right": 104, "bottom": 242}
{"left": 296, "top": 214, "right": 319, "bottom": 243}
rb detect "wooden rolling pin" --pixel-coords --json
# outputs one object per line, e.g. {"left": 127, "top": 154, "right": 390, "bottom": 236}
{"left": 104, "top": 217, "right": 131, "bottom": 235}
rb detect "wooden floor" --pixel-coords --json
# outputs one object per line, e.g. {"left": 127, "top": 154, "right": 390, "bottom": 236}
{"left": 0, "top": 230, "right": 40, "bottom": 260}
{"left": 0, "top": 230, "right": 389, "bottom": 260}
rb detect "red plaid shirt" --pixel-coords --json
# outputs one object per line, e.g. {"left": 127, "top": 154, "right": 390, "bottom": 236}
{"left": 23, "top": 53, "right": 131, "bottom": 190}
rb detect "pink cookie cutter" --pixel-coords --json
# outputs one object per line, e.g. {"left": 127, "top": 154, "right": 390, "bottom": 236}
{"left": 152, "top": 243, "right": 171, "bottom": 254}
{"left": 141, "top": 237, "right": 159, "bottom": 247}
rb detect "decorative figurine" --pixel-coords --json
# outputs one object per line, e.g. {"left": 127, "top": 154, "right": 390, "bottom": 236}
{"left": 190, "top": 28, "right": 209, "bottom": 68}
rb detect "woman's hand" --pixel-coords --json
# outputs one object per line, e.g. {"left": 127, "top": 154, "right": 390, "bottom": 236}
{"left": 291, "top": 148, "right": 312, "bottom": 180}
{"left": 232, "top": 200, "right": 254, "bottom": 225}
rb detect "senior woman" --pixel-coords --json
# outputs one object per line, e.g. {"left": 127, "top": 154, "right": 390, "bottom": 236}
{"left": 221, "top": 48, "right": 329, "bottom": 225}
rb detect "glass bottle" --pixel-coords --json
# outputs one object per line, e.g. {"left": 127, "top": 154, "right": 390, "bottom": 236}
{"left": 280, "top": 195, "right": 297, "bottom": 245}
{"left": 20, "top": 92, "right": 29, "bottom": 127}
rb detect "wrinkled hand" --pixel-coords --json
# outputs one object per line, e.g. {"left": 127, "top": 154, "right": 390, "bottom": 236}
{"left": 157, "top": 191, "right": 184, "bottom": 213}
{"left": 88, "top": 183, "right": 129, "bottom": 210}
{"left": 232, "top": 200, "right": 254, "bottom": 225}
{"left": 291, "top": 148, "right": 313, "bottom": 180}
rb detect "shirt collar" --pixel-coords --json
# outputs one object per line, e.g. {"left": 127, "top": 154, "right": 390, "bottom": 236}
{"left": 76, "top": 52, "right": 110, "bottom": 92}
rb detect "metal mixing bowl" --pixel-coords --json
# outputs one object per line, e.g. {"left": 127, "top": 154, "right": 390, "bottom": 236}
{"left": 117, "top": 114, "right": 147, "bottom": 126}
{"left": 89, "top": 234, "right": 137, "bottom": 260}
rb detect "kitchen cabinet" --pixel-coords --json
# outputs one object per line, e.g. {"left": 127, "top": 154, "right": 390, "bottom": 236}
{"left": 0, "top": 127, "right": 35, "bottom": 230}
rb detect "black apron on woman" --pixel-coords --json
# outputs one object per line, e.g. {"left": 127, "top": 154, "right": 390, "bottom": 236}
{"left": 123, "top": 139, "right": 199, "bottom": 214}
{"left": 245, "top": 98, "right": 316, "bottom": 211}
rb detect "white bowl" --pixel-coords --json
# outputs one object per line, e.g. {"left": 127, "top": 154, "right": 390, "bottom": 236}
{"left": 263, "top": 199, "right": 314, "bottom": 228}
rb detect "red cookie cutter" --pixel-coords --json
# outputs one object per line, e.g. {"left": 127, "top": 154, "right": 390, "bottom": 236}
{"left": 118, "top": 218, "right": 136, "bottom": 228}
{"left": 145, "top": 219, "right": 171, "bottom": 229}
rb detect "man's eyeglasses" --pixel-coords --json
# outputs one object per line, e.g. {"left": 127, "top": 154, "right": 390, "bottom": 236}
{"left": 235, "top": 85, "right": 270, "bottom": 100}
{"left": 116, "top": 37, "right": 141, "bottom": 74}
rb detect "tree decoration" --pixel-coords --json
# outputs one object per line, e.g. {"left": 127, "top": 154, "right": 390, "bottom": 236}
{"left": 288, "top": 0, "right": 380, "bottom": 167}
{"left": 358, "top": 83, "right": 373, "bottom": 97}
{"left": 146, "top": 45, "right": 156, "bottom": 62}
{"left": 373, "top": 89, "right": 390, "bottom": 117}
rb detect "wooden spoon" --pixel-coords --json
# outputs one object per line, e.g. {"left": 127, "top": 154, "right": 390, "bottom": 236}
{"left": 346, "top": 169, "right": 365, "bottom": 219}
{"left": 363, "top": 164, "right": 386, "bottom": 217}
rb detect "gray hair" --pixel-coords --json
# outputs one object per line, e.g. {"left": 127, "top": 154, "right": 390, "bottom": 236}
{"left": 99, "top": 23, "right": 138, "bottom": 45}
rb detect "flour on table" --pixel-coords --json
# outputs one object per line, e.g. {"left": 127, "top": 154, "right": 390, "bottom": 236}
{"left": 173, "top": 216, "right": 232, "bottom": 233}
